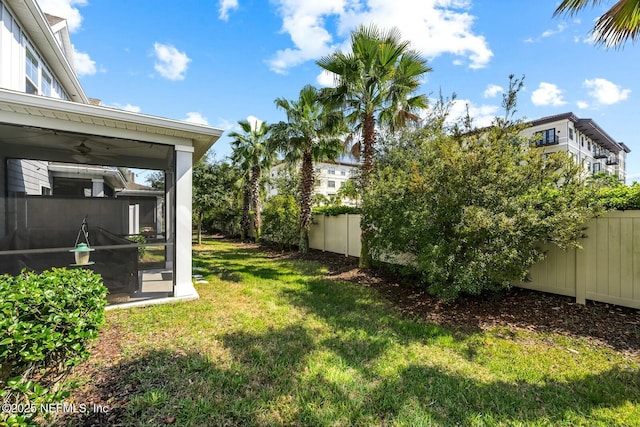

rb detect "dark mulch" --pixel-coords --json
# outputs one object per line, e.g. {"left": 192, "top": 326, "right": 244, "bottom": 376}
{"left": 62, "top": 238, "right": 639, "bottom": 426}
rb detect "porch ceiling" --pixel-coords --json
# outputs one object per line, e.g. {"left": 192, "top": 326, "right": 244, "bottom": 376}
{"left": 0, "top": 89, "right": 223, "bottom": 162}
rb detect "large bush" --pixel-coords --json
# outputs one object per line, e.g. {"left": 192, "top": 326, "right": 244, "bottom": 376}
{"left": 1, "top": 268, "right": 107, "bottom": 426}
{"left": 596, "top": 183, "right": 640, "bottom": 210}
{"left": 262, "top": 195, "right": 300, "bottom": 249}
{"left": 363, "top": 123, "right": 599, "bottom": 301}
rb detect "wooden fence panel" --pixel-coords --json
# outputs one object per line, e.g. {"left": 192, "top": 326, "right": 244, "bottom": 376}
{"left": 309, "top": 211, "right": 640, "bottom": 309}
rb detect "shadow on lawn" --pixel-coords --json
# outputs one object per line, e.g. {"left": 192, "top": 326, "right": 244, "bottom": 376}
{"left": 65, "top": 338, "right": 639, "bottom": 426}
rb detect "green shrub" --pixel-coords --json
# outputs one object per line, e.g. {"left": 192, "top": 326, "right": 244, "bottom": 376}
{"left": 596, "top": 184, "right": 640, "bottom": 210}
{"left": 262, "top": 195, "right": 300, "bottom": 249}
{"left": 312, "top": 205, "right": 361, "bottom": 216}
{"left": 364, "top": 126, "right": 598, "bottom": 302}
{"left": 0, "top": 268, "right": 107, "bottom": 426}
{"left": 127, "top": 234, "right": 147, "bottom": 258}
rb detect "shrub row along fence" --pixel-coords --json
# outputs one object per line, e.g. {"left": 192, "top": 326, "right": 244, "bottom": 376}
{"left": 309, "top": 211, "right": 640, "bottom": 309}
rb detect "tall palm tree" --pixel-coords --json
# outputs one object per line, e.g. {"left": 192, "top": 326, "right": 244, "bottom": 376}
{"left": 316, "top": 24, "right": 431, "bottom": 265}
{"left": 554, "top": 0, "right": 640, "bottom": 47}
{"left": 229, "top": 119, "right": 273, "bottom": 241}
{"left": 271, "top": 85, "right": 345, "bottom": 252}
{"left": 317, "top": 24, "right": 431, "bottom": 189}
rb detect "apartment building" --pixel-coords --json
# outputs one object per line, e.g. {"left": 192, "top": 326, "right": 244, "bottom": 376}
{"left": 521, "top": 112, "right": 630, "bottom": 183}
{"left": 268, "top": 160, "right": 359, "bottom": 204}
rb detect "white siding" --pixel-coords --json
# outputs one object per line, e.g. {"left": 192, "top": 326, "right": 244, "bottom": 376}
{"left": 0, "top": 0, "right": 68, "bottom": 99}
{"left": 0, "top": 1, "right": 23, "bottom": 90}
{"left": 6, "top": 159, "right": 50, "bottom": 195}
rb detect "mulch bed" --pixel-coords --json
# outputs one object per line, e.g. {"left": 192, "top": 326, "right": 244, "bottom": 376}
{"left": 268, "top": 245, "right": 640, "bottom": 358}
{"left": 62, "top": 238, "right": 639, "bottom": 426}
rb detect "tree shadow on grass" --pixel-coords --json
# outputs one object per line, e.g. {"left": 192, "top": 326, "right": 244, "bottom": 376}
{"left": 64, "top": 326, "right": 639, "bottom": 426}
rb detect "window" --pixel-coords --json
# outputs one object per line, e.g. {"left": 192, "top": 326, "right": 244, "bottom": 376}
{"left": 340, "top": 170, "right": 346, "bottom": 176}
{"left": 349, "top": 169, "right": 357, "bottom": 176}
{"left": 328, "top": 180, "right": 335, "bottom": 188}
{"left": 593, "top": 163, "right": 601, "bottom": 174}
{"left": 581, "top": 136, "right": 584, "bottom": 147}
{"left": 25, "top": 49, "right": 38, "bottom": 94}
{"left": 569, "top": 128, "right": 574, "bottom": 140}
{"left": 588, "top": 141, "right": 591, "bottom": 151}
{"left": 328, "top": 168, "right": 335, "bottom": 175}
{"left": 41, "top": 70, "right": 52, "bottom": 97}
{"left": 41, "top": 186, "right": 51, "bottom": 196}
{"left": 535, "top": 128, "right": 556, "bottom": 146}
{"left": 340, "top": 181, "right": 345, "bottom": 187}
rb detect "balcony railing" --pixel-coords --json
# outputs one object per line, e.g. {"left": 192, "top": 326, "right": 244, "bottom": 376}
{"left": 534, "top": 136, "right": 559, "bottom": 147}
{"left": 606, "top": 156, "right": 619, "bottom": 166}
{"left": 593, "top": 147, "right": 608, "bottom": 159}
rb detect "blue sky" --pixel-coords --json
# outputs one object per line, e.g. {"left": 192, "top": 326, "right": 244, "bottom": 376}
{"left": 36, "top": 0, "right": 640, "bottom": 182}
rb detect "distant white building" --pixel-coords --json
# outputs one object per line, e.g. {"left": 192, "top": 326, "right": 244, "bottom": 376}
{"left": 268, "top": 160, "right": 359, "bottom": 205}
{"left": 521, "top": 112, "right": 630, "bottom": 183}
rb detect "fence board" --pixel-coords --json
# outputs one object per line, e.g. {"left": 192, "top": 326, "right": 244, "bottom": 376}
{"left": 309, "top": 211, "right": 640, "bottom": 309}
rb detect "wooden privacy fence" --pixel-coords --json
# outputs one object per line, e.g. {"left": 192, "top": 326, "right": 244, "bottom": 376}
{"left": 309, "top": 212, "right": 640, "bottom": 309}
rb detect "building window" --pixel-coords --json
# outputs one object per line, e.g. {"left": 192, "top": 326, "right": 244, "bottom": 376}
{"left": 340, "top": 170, "right": 346, "bottom": 176}
{"left": 593, "top": 163, "right": 601, "bottom": 174}
{"left": 340, "top": 181, "right": 345, "bottom": 187}
{"left": 328, "top": 168, "right": 335, "bottom": 175}
{"left": 314, "top": 180, "right": 321, "bottom": 187}
{"left": 581, "top": 136, "right": 584, "bottom": 147}
{"left": 569, "top": 128, "right": 574, "bottom": 140}
{"left": 349, "top": 169, "right": 357, "bottom": 176}
{"left": 328, "top": 180, "right": 335, "bottom": 188}
{"left": 41, "top": 71, "right": 52, "bottom": 96}
{"left": 25, "top": 49, "right": 39, "bottom": 94}
{"left": 535, "top": 128, "right": 557, "bottom": 146}
{"left": 588, "top": 141, "right": 591, "bottom": 151}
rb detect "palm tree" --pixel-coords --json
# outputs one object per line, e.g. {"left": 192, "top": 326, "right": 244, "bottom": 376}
{"left": 554, "top": 0, "right": 640, "bottom": 47}
{"left": 229, "top": 119, "right": 273, "bottom": 241}
{"left": 316, "top": 24, "right": 431, "bottom": 265}
{"left": 271, "top": 85, "right": 345, "bottom": 252}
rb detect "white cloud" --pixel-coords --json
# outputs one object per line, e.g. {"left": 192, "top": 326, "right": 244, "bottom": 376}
{"left": 576, "top": 100, "right": 589, "bottom": 109}
{"left": 153, "top": 43, "right": 191, "bottom": 81}
{"left": 267, "top": 0, "right": 493, "bottom": 74}
{"left": 214, "top": 118, "right": 236, "bottom": 132}
{"left": 526, "top": 22, "right": 567, "bottom": 43}
{"left": 183, "top": 112, "right": 209, "bottom": 125}
{"left": 316, "top": 70, "right": 337, "bottom": 87}
{"left": 531, "top": 82, "right": 567, "bottom": 107}
{"left": 246, "top": 115, "right": 264, "bottom": 131}
{"left": 72, "top": 45, "right": 97, "bottom": 76}
{"left": 36, "top": 0, "right": 86, "bottom": 32}
{"left": 219, "top": 0, "right": 239, "bottom": 21}
{"left": 483, "top": 84, "right": 503, "bottom": 98}
{"left": 444, "top": 99, "right": 499, "bottom": 128}
{"left": 583, "top": 78, "right": 631, "bottom": 105}
{"left": 111, "top": 103, "right": 141, "bottom": 113}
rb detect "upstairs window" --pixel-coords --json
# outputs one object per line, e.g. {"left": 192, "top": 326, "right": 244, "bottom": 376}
{"left": 25, "top": 49, "right": 39, "bottom": 94}
{"left": 41, "top": 70, "right": 52, "bottom": 97}
{"left": 328, "top": 167, "right": 335, "bottom": 175}
{"left": 328, "top": 180, "right": 336, "bottom": 188}
{"left": 569, "top": 128, "right": 574, "bottom": 140}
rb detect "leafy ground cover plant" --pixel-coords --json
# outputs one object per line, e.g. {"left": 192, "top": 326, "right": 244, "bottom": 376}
{"left": 1, "top": 268, "right": 107, "bottom": 426}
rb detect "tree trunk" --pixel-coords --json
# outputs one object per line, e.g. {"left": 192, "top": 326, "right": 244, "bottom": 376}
{"left": 197, "top": 212, "right": 203, "bottom": 245}
{"left": 241, "top": 179, "right": 251, "bottom": 240}
{"left": 298, "top": 149, "right": 314, "bottom": 253}
{"left": 360, "top": 113, "right": 376, "bottom": 267}
{"left": 251, "top": 165, "right": 262, "bottom": 242}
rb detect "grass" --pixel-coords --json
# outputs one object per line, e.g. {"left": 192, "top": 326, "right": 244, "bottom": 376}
{"left": 89, "top": 239, "right": 638, "bottom": 426}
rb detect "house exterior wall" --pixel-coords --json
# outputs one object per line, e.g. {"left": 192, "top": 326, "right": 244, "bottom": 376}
{"left": 0, "top": 0, "right": 69, "bottom": 99}
{"left": 6, "top": 158, "right": 50, "bottom": 194}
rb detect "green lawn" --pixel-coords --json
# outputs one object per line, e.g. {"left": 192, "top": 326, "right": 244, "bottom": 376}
{"left": 81, "top": 239, "right": 639, "bottom": 426}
